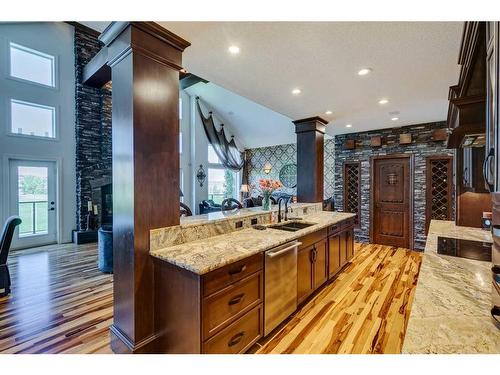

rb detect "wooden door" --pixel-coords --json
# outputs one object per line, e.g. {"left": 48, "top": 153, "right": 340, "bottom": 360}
{"left": 297, "top": 245, "right": 313, "bottom": 304}
{"left": 371, "top": 155, "right": 413, "bottom": 249}
{"left": 313, "top": 239, "right": 328, "bottom": 289}
{"left": 328, "top": 235, "right": 341, "bottom": 277}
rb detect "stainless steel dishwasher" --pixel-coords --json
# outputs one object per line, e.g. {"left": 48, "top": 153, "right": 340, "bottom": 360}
{"left": 264, "top": 240, "right": 301, "bottom": 335}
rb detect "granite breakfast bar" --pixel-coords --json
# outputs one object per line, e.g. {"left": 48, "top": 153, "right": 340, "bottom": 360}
{"left": 402, "top": 220, "right": 500, "bottom": 353}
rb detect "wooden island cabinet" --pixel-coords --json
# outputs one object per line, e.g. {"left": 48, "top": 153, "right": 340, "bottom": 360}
{"left": 297, "top": 217, "right": 355, "bottom": 305}
{"left": 154, "top": 216, "right": 355, "bottom": 353}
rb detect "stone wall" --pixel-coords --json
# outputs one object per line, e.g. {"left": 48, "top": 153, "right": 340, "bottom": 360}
{"left": 74, "top": 25, "right": 112, "bottom": 230}
{"left": 245, "top": 140, "right": 335, "bottom": 199}
{"left": 334, "top": 121, "right": 454, "bottom": 250}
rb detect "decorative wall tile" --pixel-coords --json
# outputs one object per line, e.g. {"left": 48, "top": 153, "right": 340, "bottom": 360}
{"left": 246, "top": 140, "right": 336, "bottom": 199}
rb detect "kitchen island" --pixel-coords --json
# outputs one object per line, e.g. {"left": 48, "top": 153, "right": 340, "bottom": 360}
{"left": 402, "top": 220, "right": 500, "bottom": 353}
{"left": 150, "top": 208, "right": 356, "bottom": 353}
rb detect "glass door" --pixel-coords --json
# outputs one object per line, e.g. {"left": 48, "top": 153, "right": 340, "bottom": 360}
{"left": 9, "top": 159, "right": 57, "bottom": 249}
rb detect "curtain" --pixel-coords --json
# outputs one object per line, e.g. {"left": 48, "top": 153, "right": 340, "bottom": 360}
{"left": 196, "top": 97, "right": 244, "bottom": 172}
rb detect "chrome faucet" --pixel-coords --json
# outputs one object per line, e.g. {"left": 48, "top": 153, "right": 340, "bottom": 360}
{"left": 277, "top": 197, "right": 291, "bottom": 223}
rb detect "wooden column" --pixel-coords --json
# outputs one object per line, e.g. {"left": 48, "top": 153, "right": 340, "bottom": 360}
{"left": 101, "top": 22, "right": 190, "bottom": 353}
{"left": 293, "top": 116, "right": 327, "bottom": 202}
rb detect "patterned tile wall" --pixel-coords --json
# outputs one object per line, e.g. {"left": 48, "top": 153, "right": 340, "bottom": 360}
{"left": 246, "top": 139, "right": 336, "bottom": 198}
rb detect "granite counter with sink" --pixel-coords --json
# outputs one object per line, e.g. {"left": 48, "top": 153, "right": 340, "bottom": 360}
{"left": 402, "top": 220, "right": 500, "bottom": 354}
{"left": 150, "top": 210, "right": 355, "bottom": 275}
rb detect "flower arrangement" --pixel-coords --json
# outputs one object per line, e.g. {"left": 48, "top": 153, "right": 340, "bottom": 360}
{"left": 259, "top": 178, "right": 282, "bottom": 210}
{"left": 259, "top": 178, "right": 282, "bottom": 193}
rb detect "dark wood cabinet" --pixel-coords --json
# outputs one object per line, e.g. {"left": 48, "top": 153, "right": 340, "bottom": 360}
{"left": 328, "top": 234, "right": 341, "bottom": 277}
{"left": 327, "top": 221, "right": 355, "bottom": 280}
{"left": 313, "top": 239, "right": 328, "bottom": 289}
{"left": 297, "top": 244, "right": 315, "bottom": 304}
{"left": 154, "top": 253, "right": 264, "bottom": 353}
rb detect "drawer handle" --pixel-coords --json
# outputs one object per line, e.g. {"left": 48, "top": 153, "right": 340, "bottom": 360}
{"left": 228, "top": 293, "right": 245, "bottom": 305}
{"left": 228, "top": 265, "right": 247, "bottom": 276}
{"left": 228, "top": 331, "right": 245, "bottom": 347}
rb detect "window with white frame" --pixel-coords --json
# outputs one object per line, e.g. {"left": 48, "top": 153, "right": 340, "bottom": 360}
{"left": 9, "top": 42, "right": 56, "bottom": 87}
{"left": 10, "top": 99, "right": 56, "bottom": 138}
{"left": 207, "top": 145, "right": 238, "bottom": 204}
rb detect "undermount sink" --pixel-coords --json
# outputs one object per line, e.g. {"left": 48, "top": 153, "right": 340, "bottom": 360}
{"left": 268, "top": 221, "right": 316, "bottom": 232}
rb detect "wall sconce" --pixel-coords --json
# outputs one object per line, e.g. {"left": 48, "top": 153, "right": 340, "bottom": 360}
{"left": 196, "top": 164, "right": 207, "bottom": 187}
{"left": 263, "top": 162, "right": 272, "bottom": 174}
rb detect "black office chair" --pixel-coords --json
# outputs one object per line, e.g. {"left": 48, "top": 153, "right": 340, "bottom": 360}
{"left": 0, "top": 216, "right": 22, "bottom": 298}
{"left": 180, "top": 202, "right": 193, "bottom": 217}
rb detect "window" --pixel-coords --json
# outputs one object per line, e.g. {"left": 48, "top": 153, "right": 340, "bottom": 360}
{"left": 207, "top": 145, "right": 238, "bottom": 204}
{"left": 9, "top": 42, "right": 55, "bottom": 87}
{"left": 10, "top": 99, "right": 56, "bottom": 138}
{"left": 208, "top": 168, "right": 236, "bottom": 204}
{"left": 208, "top": 145, "right": 221, "bottom": 164}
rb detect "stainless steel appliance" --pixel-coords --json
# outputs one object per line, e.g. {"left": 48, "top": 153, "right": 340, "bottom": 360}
{"left": 264, "top": 240, "right": 301, "bottom": 336}
{"left": 491, "top": 225, "right": 500, "bottom": 329}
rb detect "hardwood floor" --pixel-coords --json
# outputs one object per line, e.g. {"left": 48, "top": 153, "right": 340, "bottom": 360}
{"left": 255, "top": 243, "right": 422, "bottom": 354}
{"left": 0, "top": 243, "right": 112, "bottom": 354}
{"left": 0, "top": 242, "right": 421, "bottom": 354}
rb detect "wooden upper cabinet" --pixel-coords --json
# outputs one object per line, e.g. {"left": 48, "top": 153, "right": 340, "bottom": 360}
{"left": 447, "top": 22, "right": 487, "bottom": 148}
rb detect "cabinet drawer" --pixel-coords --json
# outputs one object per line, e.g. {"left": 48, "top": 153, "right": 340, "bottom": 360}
{"left": 298, "top": 228, "right": 327, "bottom": 249}
{"left": 203, "top": 305, "right": 263, "bottom": 354}
{"left": 342, "top": 217, "right": 355, "bottom": 228}
{"left": 202, "top": 271, "right": 263, "bottom": 339}
{"left": 203, "top": 253, "right": 263, "bottom": 297}
{"left": 327, "top": 223, "right": 342, "bottom": 236}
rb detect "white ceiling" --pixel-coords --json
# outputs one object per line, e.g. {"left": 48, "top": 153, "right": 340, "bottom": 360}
{"left": 186, "top": 82, "right": 297, "bottom": 148}
{"left": 82, "top": 21, "right": 463, "bottom": 146}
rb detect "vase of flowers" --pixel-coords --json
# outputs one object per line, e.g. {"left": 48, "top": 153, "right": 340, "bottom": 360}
{"left": 259, "top": 178, "right": 282, "bottom": 211}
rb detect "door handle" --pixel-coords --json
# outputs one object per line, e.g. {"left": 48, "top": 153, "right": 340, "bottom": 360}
{"left": 483, "top": 148, "right": 494, "bottom": 192}
{"left": 48, "top": 207, "right": 55, "bottom": 211}
{"left": 266, "top": 242, "right": 302, "bottom": 258}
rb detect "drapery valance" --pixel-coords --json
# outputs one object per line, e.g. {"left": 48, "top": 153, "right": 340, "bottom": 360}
{"left": 196, "top": 97, "right": 245, "bottom": 172}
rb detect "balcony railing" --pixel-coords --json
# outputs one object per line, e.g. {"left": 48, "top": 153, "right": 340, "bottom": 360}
{"left": 18, "top": 200, "right": 48, "bottom": 236}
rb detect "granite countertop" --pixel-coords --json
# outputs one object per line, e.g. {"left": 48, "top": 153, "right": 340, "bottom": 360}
{"left": 179, "top": 202, "right": 319, "bottom": 227}
{"left": 151, "top": 211, "right": 355, "bottom": 275}
{"left": 402, "top": 220, "right": 500, "bottom": 353}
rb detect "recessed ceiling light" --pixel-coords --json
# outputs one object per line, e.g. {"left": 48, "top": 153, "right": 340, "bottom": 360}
{"left": 292, "top": 88, "right": 301, "bottom": 95}
{"left": 391, "top": 117, "right": 399, "bottom": 121}
{"left": 345, "top": 124, "right": 352, "bottom": 128}
{"left": 378, "top": 99, "right": 389, "bottom": 105}
{"left": 325, "top": 110, "right": 333, "bottom": 115}
{"left": 357, "top": 68, "right": 373, "bottom": 76}
{"left": 228, "top": 45, "right": 240, "bottom": 54}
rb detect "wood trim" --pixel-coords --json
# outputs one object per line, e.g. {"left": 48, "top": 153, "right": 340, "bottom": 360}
{"left": 369, "top": 154, "right": 415, "bottom": 250}
{"left": 343, "top": 161, "right": 361, "bottom": 228}
{"left": 425, "top": 155, "right": 454, "bottom": 234}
